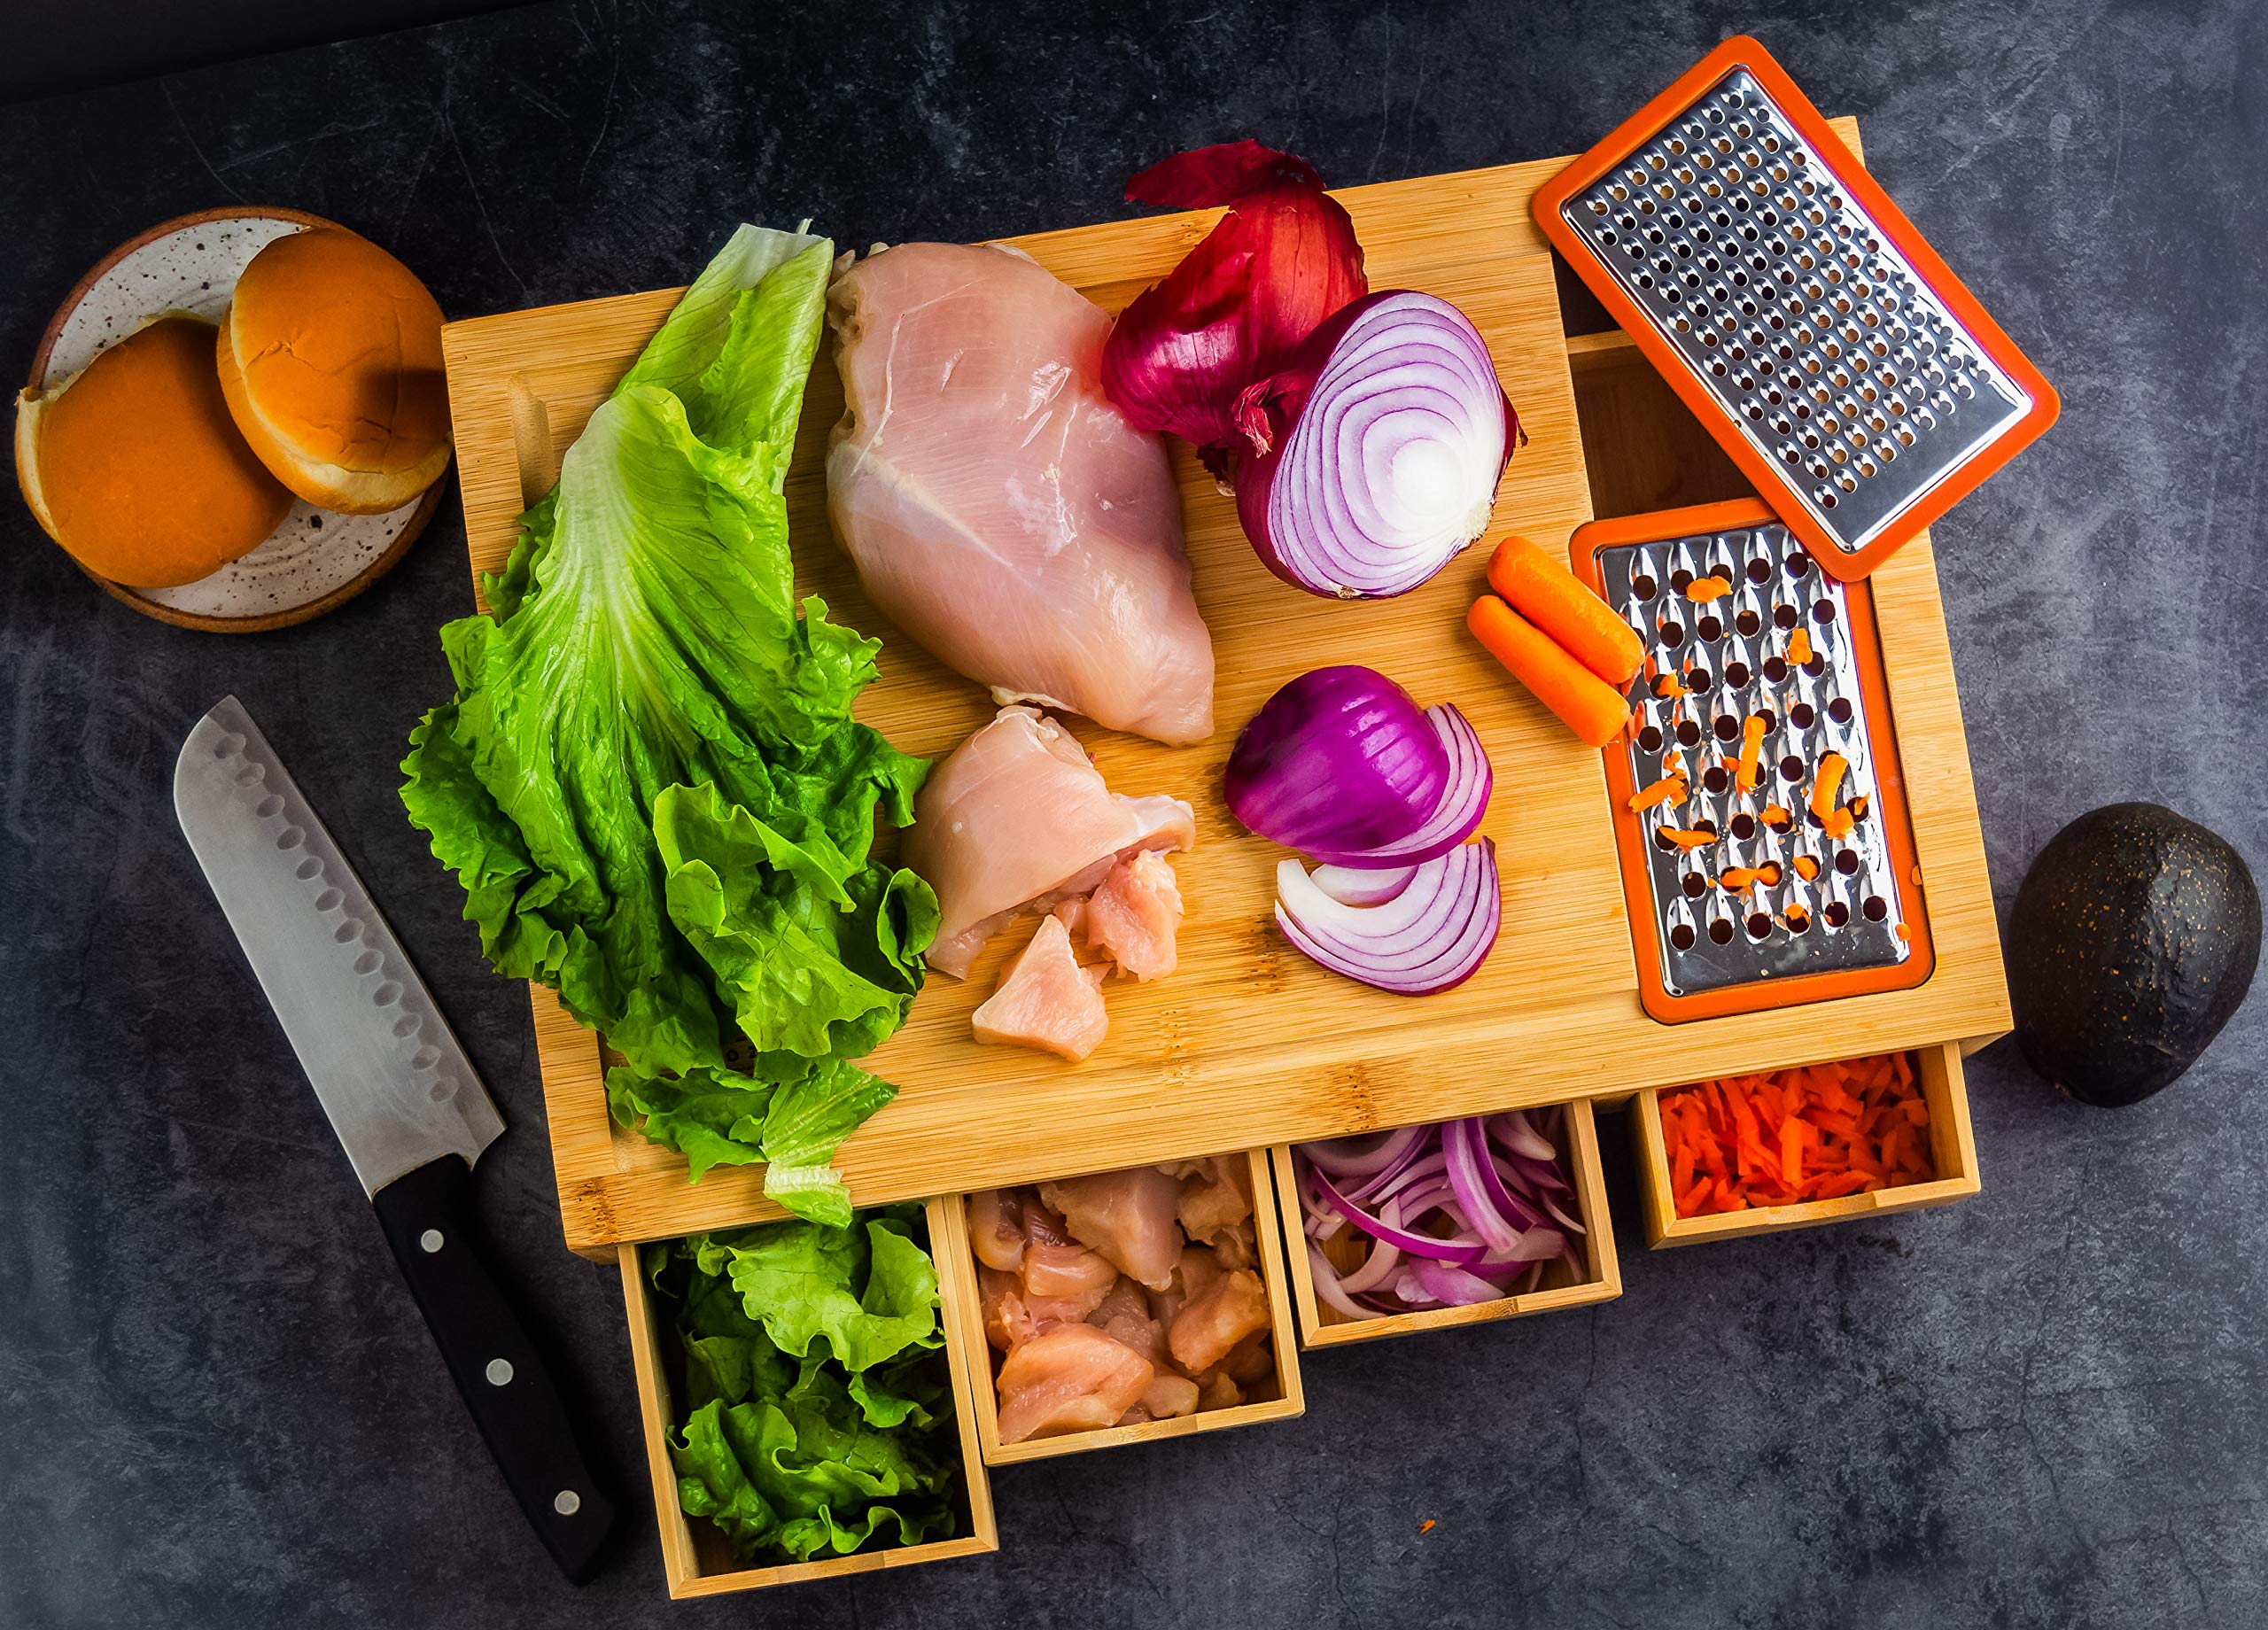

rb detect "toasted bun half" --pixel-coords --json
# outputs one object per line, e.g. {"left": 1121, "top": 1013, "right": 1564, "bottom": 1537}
{"left": 216, "top": 228, "right": 450, "bottom": 515}
{"left": 18, "top": 314, "right": 293, "bottom": 588}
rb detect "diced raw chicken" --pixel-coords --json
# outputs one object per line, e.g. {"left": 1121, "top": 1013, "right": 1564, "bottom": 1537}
{"left": 1085, "top": 1277, "right": 1167, "bottom": 1367}
{"left": 1020, "top": 1194, "right": 1076, "bottom": 1247}
{"left": 1083, "top": 851, "right": 1184, "bottom": 982}
{"left": 1216, "top": 1329, "right": 1278, "bottom": 1386}
{"left": 971, "top": 915, "right": 1109, "bottom": 1061}
{"left": 1174, "top": 1156, "right": 1254, "bottom": 1245}
{"left": 906, "top": 706, "right": 1195, "bottom": 978}
{"left": 1168, "top": 1267, "right": 1273, "bottom": 1375}
{"left": 979, "top": 1261, "right": 1111, "bottom": 1352}
{"left": 967, "top": 1190, "right": 1026, "bottom": 1273}
{"left": 1207, "top": 1217, "right": 1260, "bottom": 1273}
{"left": 1052, "top": 896, "right": 1088, "bottom": 939}
{"left": 1195, "top": 1372, "right": 1243, "bottom": 1412}
{"left": 1040, "top": 1167, "right": 1186, "bottom": 1290}
{"left": 994, "top": 1323, "right": 1156, "bottom": 1445}
{"left": 1147, "top": 1243, "right": 1223, "bottom": 1332}
{"left": 1021, "top": 1241, "right": 1118, "bottom": 1301}
{"left": 826, "top": 242, "right": 1216, "bottom": 745}
{"left": 1138, "top": 1373, "right": 1200, "bottom": 1421}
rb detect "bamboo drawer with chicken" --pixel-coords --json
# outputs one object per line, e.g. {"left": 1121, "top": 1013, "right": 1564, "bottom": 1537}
{"left": 932, "top": 1149, "right": 1302, "bottom": 1463}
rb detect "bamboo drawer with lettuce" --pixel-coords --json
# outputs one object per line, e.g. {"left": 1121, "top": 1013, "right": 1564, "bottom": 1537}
{"left": 432, "top": 114, "right": 2008, "bottom": 1262}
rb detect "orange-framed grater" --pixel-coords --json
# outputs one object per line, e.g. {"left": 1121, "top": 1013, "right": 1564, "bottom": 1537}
{"left": 1534, "top": 36, "right": 2058, "bottom": 582}
{"left": 1573, "top": 499, "right": 1933, "bottom": 1023}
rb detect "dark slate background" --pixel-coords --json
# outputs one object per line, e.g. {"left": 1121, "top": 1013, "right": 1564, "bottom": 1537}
{"left": 4, "top": 2, "right": 2264, "bottom": 1626}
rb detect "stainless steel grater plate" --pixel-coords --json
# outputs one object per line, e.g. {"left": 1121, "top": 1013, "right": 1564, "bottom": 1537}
{"left": 1598, "top": 518, "right": 1914, "bottom": 998}
{"left": 1557, "top": 66, "right": 2036, "bottom": 559}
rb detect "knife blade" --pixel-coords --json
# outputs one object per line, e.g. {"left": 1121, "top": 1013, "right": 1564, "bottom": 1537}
{"left": 174, "top": 695, "right": 616, "bottom": 1583}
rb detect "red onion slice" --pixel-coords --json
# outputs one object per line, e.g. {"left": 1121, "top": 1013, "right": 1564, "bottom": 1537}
{"left": 1302, "top": 706, "right": 1492, "bottom": 871}
{"left": 1273, "top": 839, "right": 1501, "bottom": 994}
{"left": 1236, "top": 291, "right": 1513, "bottom": 600}
{"left": 1309, "top": 864, "right": 1419, "bottom": 905}
{"left": 1300, "top": 1122, "right": 1426, "bottom": 1178}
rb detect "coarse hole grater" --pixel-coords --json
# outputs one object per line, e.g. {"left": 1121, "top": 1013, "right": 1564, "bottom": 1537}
{"left": 1572, "top": 498, "right": 1934, "bottom": 1023}
{"left": 1534, "top": 36, "right": 2059, "bottom": 581}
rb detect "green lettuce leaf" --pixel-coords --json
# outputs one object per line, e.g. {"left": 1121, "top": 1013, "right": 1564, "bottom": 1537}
{"left": 402, "top": 227, "right": 930, "bottom": 1207}
{"left": 650, "top": 1207, "right": 959, "bottom": 1566}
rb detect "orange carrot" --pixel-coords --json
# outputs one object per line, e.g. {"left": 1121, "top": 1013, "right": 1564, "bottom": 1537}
{"left": 1686, "top": 574, "right": 1732, "bottom": 603}
{"left": 1809, "top": 751, "right": 1849, "bottom": 823}
{"left": 1736, "top": 715, "right": 1766, "bottom": 793}
{"left": 1657, "top": 1050, "right": 1933, "bottom": 1217}
{"left": 1792, "top": 854, "right": 1821, "bottom": 881}
{"left": 1822, "top": 809, "right": 1856, "bottom": 841}
{"left": 1720, "top": 866, "right": 1770, "bottom": 894}
{"left": 1761, "top": 803, "right": 1794, "bottom": 830}
{"left": 1654, "top": 672, "right": 1687, "bottom": 700}
{"left": 1658, "top": 827, "right": 1718, "bottom": 852}
{"left": 1788, "top": 627, "right": 1814, "bottom": 665}
{"left": 1468, "top": 594, "right": 1634, "bottom": 748}
{"left": 1485, "top": 536, "right": 1645, "bottom": 686}
{"left": 1628, "top": 775, "right": 1688, "bottom": 813}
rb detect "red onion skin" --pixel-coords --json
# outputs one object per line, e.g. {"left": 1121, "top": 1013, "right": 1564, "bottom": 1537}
{"left": 1230, "top": 291, "right": 1520, "bottom": 600}
{"left": 1102, "top": 141, "right": 1367, "bottom": 463}
{"left": 1225, "top": 666, "right": 1449, "bottom": 856}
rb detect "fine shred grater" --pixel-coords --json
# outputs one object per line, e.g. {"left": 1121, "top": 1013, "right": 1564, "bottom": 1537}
{"left": 1534, "top": 36, "right": 2059, "bottom": 582}
{"left": 1573, "top": 499, "right": 1934, "bottom": 1024}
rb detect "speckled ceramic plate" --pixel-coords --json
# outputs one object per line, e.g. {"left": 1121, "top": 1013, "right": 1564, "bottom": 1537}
{"left": 24, "top": 206, "right": 446, "bottom": 633}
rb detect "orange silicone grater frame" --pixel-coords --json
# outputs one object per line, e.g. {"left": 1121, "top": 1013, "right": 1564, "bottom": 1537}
{"left": 1535, "top": 36, "right": 2059, "bottom": 582}
{"left": 1573, "top": 499, "right": 1935, "bottom": 1024}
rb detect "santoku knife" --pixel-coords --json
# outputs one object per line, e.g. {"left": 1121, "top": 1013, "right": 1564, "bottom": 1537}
{"left": 174, "top": 695, "right": 615, "bottom": 1583}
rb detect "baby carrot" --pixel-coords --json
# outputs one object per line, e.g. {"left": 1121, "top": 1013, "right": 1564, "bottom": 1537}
{"left": 1486, "top": 536, "right": 1645, "bottom": 686}
{"left": 1736, "top": 715, "right": 1766, "bottom": 793}
{"left": 1468, "top": 594, "right": 1634, "bottom": 748}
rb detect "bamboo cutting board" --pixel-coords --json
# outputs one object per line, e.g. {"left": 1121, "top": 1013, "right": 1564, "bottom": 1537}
{"left": 439, "top": 126, "right": 2013, "bottom": 1261}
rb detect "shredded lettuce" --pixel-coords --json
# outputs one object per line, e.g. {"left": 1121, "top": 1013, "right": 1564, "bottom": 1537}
{"left": 648, "top": 1207, "right": 959, "bottom": 1564}
{"left": 403, "top": 227, "right": 932, "bottom": 1216}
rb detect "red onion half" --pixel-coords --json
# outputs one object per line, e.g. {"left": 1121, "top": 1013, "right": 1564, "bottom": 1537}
{"left": 1233, "top": 291, "right": 1516, "bottom": 600}
{"left": 1273, "top": 838, "right": 1501, "bottom": 994}
{"left": 1224, "top": 666, "right": 1449, "bottom": 858}
{"left": 1315, "top": 704, "right": 1491, "bottom": 869}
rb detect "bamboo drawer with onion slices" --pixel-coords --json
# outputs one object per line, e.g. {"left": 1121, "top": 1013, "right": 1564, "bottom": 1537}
{"left": 616, "top": 1197, "right": 998, "bottom": 1599}
{"left": 932, "top": 1148, "right": 1303, "bottom": 1465}
{"left": 1629, "top": 1041, "right": 1979, "bottom": 1248}
{"left": 1270, "top": 1100, "right": 1619, "bottom": 1349}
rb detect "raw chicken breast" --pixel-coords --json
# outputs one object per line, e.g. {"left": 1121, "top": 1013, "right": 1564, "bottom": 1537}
{"left": 907, "top": 707, "right": 1193, "bottom": 977}
{"left": 1083, "top": 851, "right": 1184, "bottom": 982}
{"left": 971, "top": 915, "right": 1108, "bottom": 1061}
{"left": 995, "top": 1323, "right": 1156, "bottom": 1445}
{"left": 826, "top": 242, "right": 1216, "bottom": 744}
{"left": 1169, "top": 1267, "right": 1273, "bottom": 1374}
{"left": 1040, "top": 1167, "right": 1186, "bottom": 1290}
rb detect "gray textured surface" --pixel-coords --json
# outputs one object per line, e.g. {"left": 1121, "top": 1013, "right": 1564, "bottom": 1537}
{"left": 3, "top": 2, "right": 2264, "bottom": 1626}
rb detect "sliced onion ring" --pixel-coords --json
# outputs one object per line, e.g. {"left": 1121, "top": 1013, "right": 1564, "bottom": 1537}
{"left": 1274, "top": 839, "right": 1501, "bottom": 994}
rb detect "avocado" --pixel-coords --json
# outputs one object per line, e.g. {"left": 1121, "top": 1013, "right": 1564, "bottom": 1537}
{"left": 2008, "top": 803, "right": 2260, "bottom": 1106}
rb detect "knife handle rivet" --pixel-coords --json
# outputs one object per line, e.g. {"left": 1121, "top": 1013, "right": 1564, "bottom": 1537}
{"left": 486, "top": 1358, "right": 515, "bottom": 1386}
{"left": 419, "top": 1229, "right": 445, "bottom": 1254}
{"left": 276, "top": 827, "right": 306, "bottom": 851}
{"left": 553, "top": 1490, "right": 581, "bottom": 1517}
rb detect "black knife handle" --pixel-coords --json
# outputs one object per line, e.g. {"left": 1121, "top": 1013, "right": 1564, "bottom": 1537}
{"left": 370, "top": 1156, "right": 617, "bottom": 1583}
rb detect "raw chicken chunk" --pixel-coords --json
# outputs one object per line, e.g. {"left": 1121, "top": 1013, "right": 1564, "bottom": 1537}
{"left": 905, "top": 707, "right": 1194, "bottom": 978}
{"left": 1174, "top": 1156, "right": 1254, "bottom": 1245}
{"left": 1083, "top": 851, "right": 1184, "bottom": 982}
{"left": 971, "top": 915, "right": 1108, "bottom": 1061}
{"left": 1021, "top": 1241, "right": 1117, "bottom": 1301}
{"left": 967, "top": 1189, "right": 1027, "bottom": 1273}
{"left": 826, "top": 242, "right": 1216, "bottom": 745}
{"left": 1085, "top": 1277, "right": 1167, "bottom": 1367}
{"left": 1168, "top": 1267, "right": 1273, "bottom": 1375}
{"left": 1040, "top": 1167, "right": 1186, "bottom": 1290}
{"left": 1138, "top": 1374, "right": 1201, "bottom": 1420}
{"left": 995, "top": 1323, "right": 1155, "bottom": 1445}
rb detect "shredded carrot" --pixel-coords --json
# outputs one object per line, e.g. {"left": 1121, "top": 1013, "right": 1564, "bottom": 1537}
{"left": 1783, "top": 903, "right": 1811, "bottom": 930}
{"left": 1658, "top": 827, "right": 1719, "bottom": 851}
{"left": 1736, "top": 715, "right": 1766, "bottom": 793}
{"left": 1788, "top": 627, "right": 1814, "bottom": 665}
{"left": 1628, "top": 775, "right": 1689, "bottom": 813}
{"left": 1686, "top": 574, "right": 1732, "bottom": 603}
{"left": 1792, "top": 854, "right": 1821, "bottom": 881}
{"left": 1720, "top": 866, "right": 1769, "bottom": 894}
{"left": 1418, "top": 1519, "right": 1437, "bottom": 1535}
{"left": 1822, "top": 809, "right": 1856, "bottom": 841}
{"left": 1658, "top": 1051, "right": 1935, "bottom": 1217}
{"left": 1761, "top": 803, "right": 1794, "bottom": 830}
{"left": 1808, "top": 751, "right": 1849, "bottom": 823}
{"left": 1654, "top": 672, "right": 1687, "bottom": 700}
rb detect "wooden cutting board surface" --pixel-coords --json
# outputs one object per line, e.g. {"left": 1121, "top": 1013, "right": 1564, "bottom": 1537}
{"left": 439, "top": 128, "right": 2012, "bottom": 1259}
